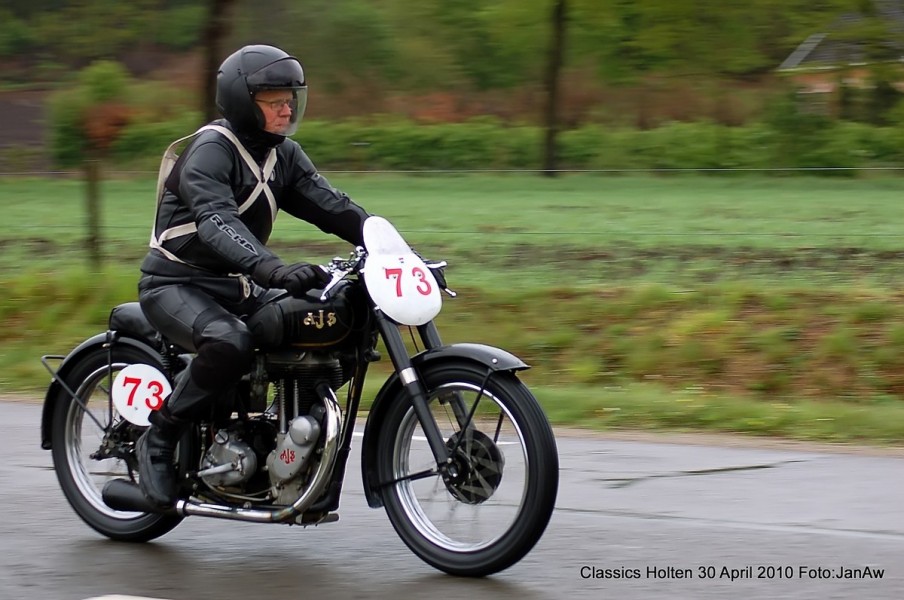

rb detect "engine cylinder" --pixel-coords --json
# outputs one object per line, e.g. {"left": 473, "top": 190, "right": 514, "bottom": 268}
{"left": 269, "top": 352, "right": 344, "bottom": 420}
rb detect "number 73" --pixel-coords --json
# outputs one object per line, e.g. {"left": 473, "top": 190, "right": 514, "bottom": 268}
{"left": 384, "top": 266, "right": 432, "bottom": 297}
{"left": 122, "top": 376, "right": 165, "bottom": 410}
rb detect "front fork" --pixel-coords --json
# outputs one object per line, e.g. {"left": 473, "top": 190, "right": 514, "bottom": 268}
{"left": 375, "top": 311, "right": 454, "bottom": 469}
{"left": 416, "top": 322, "right": 472, "bottom": 428}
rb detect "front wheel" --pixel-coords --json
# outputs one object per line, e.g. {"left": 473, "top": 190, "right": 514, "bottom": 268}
{"left": 50, "top": 345, "right": 185, "bottom": 542}
{"left": 376, "top": 363, "right": 558, "bottom": 577}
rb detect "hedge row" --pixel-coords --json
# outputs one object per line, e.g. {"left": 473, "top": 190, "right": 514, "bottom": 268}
{"left": 100, "top": 114, "right": 904, "bottom": 174}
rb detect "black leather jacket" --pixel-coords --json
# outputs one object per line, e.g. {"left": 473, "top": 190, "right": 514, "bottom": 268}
{"left": 141, "top": 119, "right": 368, "bottom": 281}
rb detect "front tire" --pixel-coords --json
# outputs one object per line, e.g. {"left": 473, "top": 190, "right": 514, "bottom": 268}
{"left": 50, "top": 345, "right": 184, "bottom": 542}
{"left": 376, "top": 363, "right": 558, "bottom": 576}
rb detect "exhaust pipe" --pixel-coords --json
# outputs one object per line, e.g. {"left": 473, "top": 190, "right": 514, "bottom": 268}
{"left": 102, "top": 382, "right": 343, "bottom": 524}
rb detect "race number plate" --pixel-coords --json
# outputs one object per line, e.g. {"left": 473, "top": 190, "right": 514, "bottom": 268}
{"left": 363, "top": 217, "right": 442, "bottom": 326}
{"left": 111, "top": 364, "right": 172, "bottom": 427}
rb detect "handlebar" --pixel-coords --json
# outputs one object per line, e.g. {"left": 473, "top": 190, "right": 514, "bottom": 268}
{"left": 318, "top": 247, "right": 366, "bottom": 301}
{"left": 318, "top": 247, "right": 456, "bottom": 301}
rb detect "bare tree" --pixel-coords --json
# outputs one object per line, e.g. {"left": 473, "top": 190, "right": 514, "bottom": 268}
{"left": 202, "top": 0, "right": 238, "bottom": 123}
{"left": 542, "top": 0, "right": 567, "bottom": 177}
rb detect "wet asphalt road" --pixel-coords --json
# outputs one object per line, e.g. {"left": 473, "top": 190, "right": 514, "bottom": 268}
{"left": 1, "top": 400, "right": 903, "bottom": 600}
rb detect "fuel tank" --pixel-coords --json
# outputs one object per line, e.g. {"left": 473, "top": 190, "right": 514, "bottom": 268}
{"left": 246, "top": 281, "right": 365, "bottom": 350}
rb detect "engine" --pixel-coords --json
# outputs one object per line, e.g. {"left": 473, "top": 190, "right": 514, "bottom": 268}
{"left": 267, "top": 405, "right": 325, "bottom": 504}
{"left": 262, "top": 352, "right": 341, "bottom": 504}
{"left": 198, "top": 419, "right": 277, "bottom": 497}
{"left": 199, "top": 351, "right": 344, "bottom": 505}
{"left": 200, "top": 429, "right": 258, "bottom": 488}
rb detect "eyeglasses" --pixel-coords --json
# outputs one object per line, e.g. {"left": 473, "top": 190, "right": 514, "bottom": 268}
{"left": 254, "top": 97, "right": 296, "bottom": 110}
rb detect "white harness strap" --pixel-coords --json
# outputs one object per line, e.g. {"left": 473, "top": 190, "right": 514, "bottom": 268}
{"left": 150, "top": 125, "right": 278, "bottom": 264}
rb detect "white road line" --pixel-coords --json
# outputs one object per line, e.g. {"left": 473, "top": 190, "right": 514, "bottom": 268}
{"left": 84, "top": 596, "right": 171, "bottom": 600}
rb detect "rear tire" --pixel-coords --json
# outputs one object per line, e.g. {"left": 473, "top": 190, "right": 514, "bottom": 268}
{"left": 50, "top": 345, "right": 185, "bottom": 542}
{"left": 376, "top": 363, "right": 558, "bottom": 576}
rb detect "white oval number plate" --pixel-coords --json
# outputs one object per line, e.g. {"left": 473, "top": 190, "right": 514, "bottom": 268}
{"left": 363, "top": 216, "right": 442, "bottom": 326}
{"left": 111, "top": 364, "right": 172, "bottom": 427}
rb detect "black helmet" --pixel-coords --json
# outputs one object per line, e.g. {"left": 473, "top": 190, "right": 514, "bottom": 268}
{"left": 216, "top": 44, "right": 307, "bottom": 142}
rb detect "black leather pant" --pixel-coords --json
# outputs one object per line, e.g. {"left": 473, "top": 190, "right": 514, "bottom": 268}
{"left": 138, "top": 272, "right": 275, "bottom": 421}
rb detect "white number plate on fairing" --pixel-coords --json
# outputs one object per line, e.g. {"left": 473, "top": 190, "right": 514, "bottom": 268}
{"left": 362, "top": 216, "right": 442, "bottom": 326}
{"left": 111, "top": 364, "right": 172, "bottom": 427}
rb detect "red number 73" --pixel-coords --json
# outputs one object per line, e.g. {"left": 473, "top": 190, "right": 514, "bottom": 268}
{"left": 122, "top": 376, "right": 165, "bottom": 410}
{"left": 384, "top": 266, "right": 432, "bottom": 297}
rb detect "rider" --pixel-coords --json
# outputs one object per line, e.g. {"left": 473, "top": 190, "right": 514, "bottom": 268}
{"left": 136, "top": 44, "right": 370, "bottom": 507}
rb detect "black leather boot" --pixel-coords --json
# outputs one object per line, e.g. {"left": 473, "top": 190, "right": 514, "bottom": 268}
{"left": 136, "top": 405, "right": 187, "bottom": 507}
{"left": 137, "top": 367, "right": 216, "bottom": 506}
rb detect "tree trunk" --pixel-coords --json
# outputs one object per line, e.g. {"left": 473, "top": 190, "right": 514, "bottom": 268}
{"left": 84, "top": 158, "right": 101, "bottom": 269}
{"left": 202, "top": 0, "right": 237, "bottom": 124}
{"left": 542, "top": 0, "right": 567, "bottom": 178}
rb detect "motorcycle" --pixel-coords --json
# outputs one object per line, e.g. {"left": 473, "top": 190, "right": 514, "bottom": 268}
{"left": 39, "top": 216, "right": 559, "bottom": 577}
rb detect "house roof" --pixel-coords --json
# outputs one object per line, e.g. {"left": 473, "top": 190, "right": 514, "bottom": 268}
{"left": 778, "top": 0, "right": 904, "bottom": 71}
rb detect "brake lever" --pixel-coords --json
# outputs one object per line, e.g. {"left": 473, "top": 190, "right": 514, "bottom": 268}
{"left": 319, "top": 269, "right": 346, "bottom": 301}
{"left": 424, "top": 260, "right": 456, "bottom": 297}
{"left": 319, "top": 248, "right": 366, "bottom": 301}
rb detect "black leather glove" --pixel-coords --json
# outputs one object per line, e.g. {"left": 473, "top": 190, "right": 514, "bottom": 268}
{"left": 254, "top": 259, "right": 330, "bottom": 297}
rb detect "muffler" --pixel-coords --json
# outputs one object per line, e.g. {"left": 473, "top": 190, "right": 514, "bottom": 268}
{"left": 102, "top": 479, "right": 169, "bottom": 514}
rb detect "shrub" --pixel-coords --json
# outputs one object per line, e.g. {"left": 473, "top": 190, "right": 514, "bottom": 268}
{"left": 48, "top": 60, "right": 134, "bottom": 167}
{"left": 153, "top": 5, "right": 205, "bottom": 50}
{"left": 0, "top": 10, "right": 33, "bottom": 57}
{"left": 111, "top": 112, "right": 204, "bottom": 165}
{"left": 47, "top": 96, "right": 904, "bottom": 174}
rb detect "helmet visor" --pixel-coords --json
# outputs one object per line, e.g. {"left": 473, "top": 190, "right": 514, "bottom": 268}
{"left": 246, "top": 57, "right": 305, "bottom": 90}
{"left": 247, "top": 57, "right": 306, "bottom": 137}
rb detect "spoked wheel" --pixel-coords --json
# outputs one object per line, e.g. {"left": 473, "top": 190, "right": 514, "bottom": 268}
{"left": 377, "top": 363, "right": 558, "bottom": 577}
{"left": 50, "top": 346, "right": 184, "bottom": 542}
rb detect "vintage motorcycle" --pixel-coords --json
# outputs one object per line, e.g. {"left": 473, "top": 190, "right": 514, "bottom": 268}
{"left": 39, "top": 216, "right": 559, "bottom": 577}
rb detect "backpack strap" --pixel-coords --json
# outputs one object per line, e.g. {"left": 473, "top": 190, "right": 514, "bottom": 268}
{"left": 206, "top": 125, "right": 278, "bottom": 221}
{"left": 149, "top": 125, "right": 279, "bottom": 265}
{"left": 154, "top": 125, "right": 218, "bottom": 204}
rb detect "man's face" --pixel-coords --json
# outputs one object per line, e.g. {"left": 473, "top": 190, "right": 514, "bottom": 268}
{"left": 254, "top": 90, "right": 295, "bottom": 135}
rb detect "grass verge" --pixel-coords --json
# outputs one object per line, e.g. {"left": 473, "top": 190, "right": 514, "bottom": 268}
{"left": 4, "top": 174, "right": 904, "bottom": 445}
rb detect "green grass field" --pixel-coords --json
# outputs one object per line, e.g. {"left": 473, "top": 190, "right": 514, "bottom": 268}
{"left": 3, "top": 173, "right": 904, "bottom": 443}
{"left": 5, "top": 173, "right": 904, "bottom": 287}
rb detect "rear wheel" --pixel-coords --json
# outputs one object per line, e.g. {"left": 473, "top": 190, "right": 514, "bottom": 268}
{"left": 376, "top": 363, "right": 558, "bottom": 576}
{"left": 50, "top": 345, "right": 185, "bottom": 542}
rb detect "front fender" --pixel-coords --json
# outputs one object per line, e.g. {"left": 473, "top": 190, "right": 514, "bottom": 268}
{"left": 40, "top": 332, "right": 163, "bottom": 450}
{"left": 360, "top": 343, "right": 528, "bottom": 508}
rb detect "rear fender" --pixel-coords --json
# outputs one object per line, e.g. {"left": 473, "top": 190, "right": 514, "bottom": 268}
{"left": 360, "top": 343, "right": 528, "bottom": 508}
{"left": 40, "top": 332, "right": 164, "bottom": 450}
